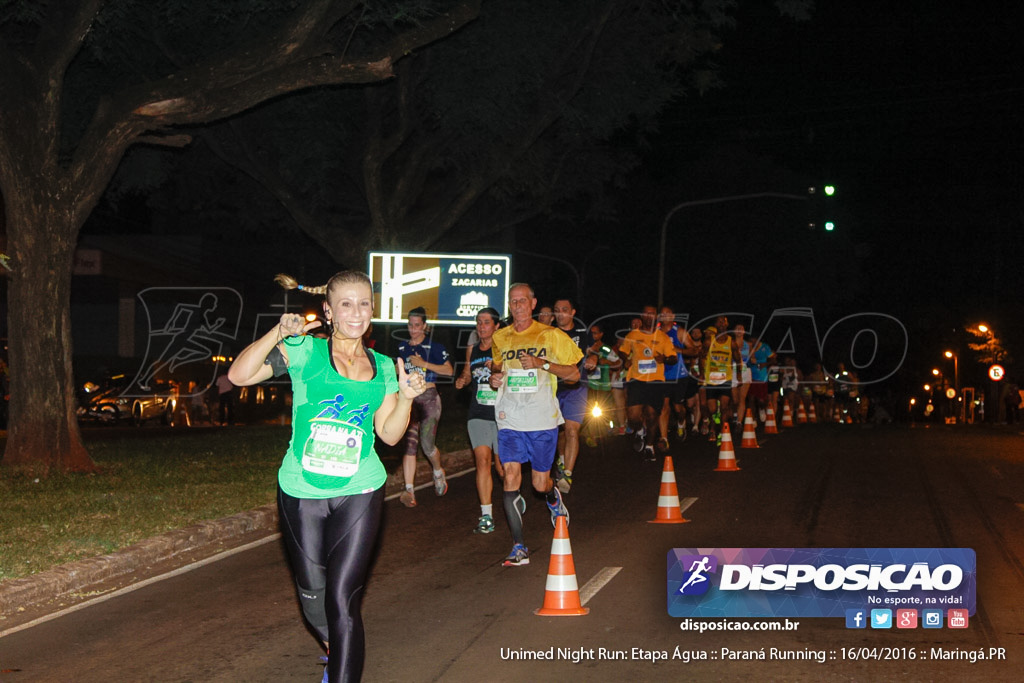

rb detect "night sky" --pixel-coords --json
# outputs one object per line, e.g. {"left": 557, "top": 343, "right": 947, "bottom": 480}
{"left": 67, "top": 1, "right": 1022, "bottom": 398}
{"left": 517, "top": 0, "right": 1023, "bottom": 394}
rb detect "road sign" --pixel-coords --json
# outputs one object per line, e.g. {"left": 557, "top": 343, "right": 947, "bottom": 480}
{"left": 988, "top": 364, "right": 1005, "bottom": 381}
{"left": 368, "top": 252, "right": 511, "bottom": 325}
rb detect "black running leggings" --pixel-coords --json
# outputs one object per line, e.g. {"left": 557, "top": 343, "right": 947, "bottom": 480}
{"left": 278, "top": 486, "right": 384, "bottom": 683}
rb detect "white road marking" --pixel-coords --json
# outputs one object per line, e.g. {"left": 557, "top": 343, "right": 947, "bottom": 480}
{"left": 579, "top": 566, "right": 622, "bottom": 606}
{"left": 0, "top": 534, "right": 281, "bottom": 639}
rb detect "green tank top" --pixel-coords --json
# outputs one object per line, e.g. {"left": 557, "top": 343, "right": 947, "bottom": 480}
{"left": 278, "top": 336, "right": 396, "bottom": 498}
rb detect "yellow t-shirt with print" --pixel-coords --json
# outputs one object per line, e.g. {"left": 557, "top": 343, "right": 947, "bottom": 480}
{"left": 620, "top": 329, "right": 676, "bottom": 382}
{"left": 491, "top": 321, "right": 584, "bottom": 431}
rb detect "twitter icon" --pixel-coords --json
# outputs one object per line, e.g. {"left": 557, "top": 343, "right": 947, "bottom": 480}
{"left": 870, "top": 609, "right": 892, "bottom": 629}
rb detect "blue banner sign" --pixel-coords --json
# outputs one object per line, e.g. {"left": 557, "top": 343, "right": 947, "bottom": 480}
{"left": 667, "top": 548, "right": 976, "bottom": 618}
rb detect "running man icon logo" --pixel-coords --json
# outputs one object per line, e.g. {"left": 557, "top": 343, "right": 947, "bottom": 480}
{"left": 677, "top": 555, "right": 718, "bottom": 595}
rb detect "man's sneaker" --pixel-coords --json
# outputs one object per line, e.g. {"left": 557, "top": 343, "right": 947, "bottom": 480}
{"left": 624, "top": 425, "right": 634, "bottom": 435}
{"left": 656, "top": 437, "right": 670, "bottom": 454}
{"left": 643, "top": 444, "right": 656, "bottom": 461}
{"left": 554, "top": 456, "right": 566, "bottom": 481}
{"left": 556, "top": 471, "right": 573, "bottom": 494}
{"left": 615, "top": 425, "right": 626, "bottom": 436}
{"left": 584, "top": 435, "right": 598, "bottom": 448}
{"left": 759, "top": 408, "right": 767, "bottom": 423}
{"left": 503, "top": 543, "right": 530, "bottom": 567}
{"left": 699, "top": 418, "right": 709, "bottom": 435}
{"left": 632, "top": 427, "right": 647, "bottom": 452}
{"left": 473, "top": 514, "right": 495, "bottom": 534}
{"left": 677, "top": 422, "right": 685, "bottom": 437}
{"left": 399, "top": 490, "right": 417, "bottom": 507}
{"left": 547, "top": 486, "right": 569, "bottom": 527}
{"left": 433, "top": 469, "right": 448, "bottom": 496}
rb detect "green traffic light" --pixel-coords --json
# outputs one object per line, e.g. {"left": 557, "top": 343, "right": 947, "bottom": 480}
{"left": 824, "top": 221, "right": 835, "bottom": 231}
{"left": 824, "top": 185, "right": 836, "bottom": 196}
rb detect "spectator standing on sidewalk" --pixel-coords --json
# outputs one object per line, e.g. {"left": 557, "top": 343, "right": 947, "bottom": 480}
{"left": 215, "top": 371, "right": 235, "bottom": 425}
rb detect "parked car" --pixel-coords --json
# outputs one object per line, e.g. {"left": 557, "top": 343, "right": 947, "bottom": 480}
{"left": 78, "top": 374, "right": 131, "bottom": 424}
{"left": 77, "top": 376, "right": 180, "bottom": 427}
{"left": 130, "top": 381, "right": 180, "bottom": 427}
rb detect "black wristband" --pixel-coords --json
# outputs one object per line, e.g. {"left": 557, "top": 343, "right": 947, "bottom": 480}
{"left": 264, "top": 346, "right": 288, "bottom": 377}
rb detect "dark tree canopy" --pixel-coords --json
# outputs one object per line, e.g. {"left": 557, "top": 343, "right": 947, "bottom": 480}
{"left": 0, "top": 0, "right": 808, "bottom": 475}
{"left": 0, "top": 0, "right": 481, "bottom": 474}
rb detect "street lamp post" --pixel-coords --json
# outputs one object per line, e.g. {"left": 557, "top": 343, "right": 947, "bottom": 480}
{"left": 944, "top": 350, "right": 961, "bottom": 422}
{"left": 944, "top": 350, "right": 959, "bottom": 391}
{"left": 657, "top": 192, "right": 808, "bottom": 309}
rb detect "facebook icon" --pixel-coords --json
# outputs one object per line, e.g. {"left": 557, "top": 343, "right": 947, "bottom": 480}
{"left": 845, "top": 609, "right": 867, "bottom": 629}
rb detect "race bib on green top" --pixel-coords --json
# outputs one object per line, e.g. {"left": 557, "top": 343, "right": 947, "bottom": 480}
{"left": 507, "top": 368, "right": 539, "bottom": 393}
{"left": 476, "top": 385, "right": 498, "bottom": 405}
{"left": 302, "top": 418, "right": 363, "bottom": 477}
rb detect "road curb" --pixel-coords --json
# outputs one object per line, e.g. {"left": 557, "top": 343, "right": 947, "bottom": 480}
{"left": 0, "top": 448, "right": 474, "bottom": 620}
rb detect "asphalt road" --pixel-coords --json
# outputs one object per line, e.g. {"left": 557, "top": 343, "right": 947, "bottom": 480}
{"left": 2, "top": 422, "right": 1023, "bottom": 682}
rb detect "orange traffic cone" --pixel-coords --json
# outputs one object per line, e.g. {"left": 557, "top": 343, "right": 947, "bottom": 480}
{"left": 740, "top": 409, "right": 759, "bottom": 448}
{"left": 764, "top": 406, "right": 779, "bottom": 434}
{"left": 808, "top": 402, "right": 817, "bottom": 423}
{"left": 649, "top": 456, "right": 690, "bottom": 523}
{"left": 797, "top": 401, "right": 808, "bottom": 424}
{"left": 535, "top": 515, "right": 590, "bottom": 616}
{"left": 714, "top": 423, "right": 741, "bottom": 471}
{"left": 781, "top": 402, "right": 795, "bottom": 428}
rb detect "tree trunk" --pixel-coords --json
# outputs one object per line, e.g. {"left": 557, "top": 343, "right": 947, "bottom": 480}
{"left": 1, "top": 189, "right": 95, "bottom": 474}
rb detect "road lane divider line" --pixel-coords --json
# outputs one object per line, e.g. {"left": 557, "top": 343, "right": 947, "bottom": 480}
{"left": 579, "top": 566, "right": 622, "bottom": 606}
{"left": 679, "top": 497, "right": 698, "bottom": 514}
{"left": 0, "top": 533, "right": 281, "bottom": 639}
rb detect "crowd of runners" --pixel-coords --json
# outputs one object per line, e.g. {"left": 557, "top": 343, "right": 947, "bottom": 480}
{"left": 229, "top": 273, "right": 877, "bottom": 681}
{"left": 392, "top": 284, "right": 873, "bottom": 569}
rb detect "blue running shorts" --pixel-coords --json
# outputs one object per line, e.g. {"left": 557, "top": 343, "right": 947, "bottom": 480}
{"left": 556, "top": 383, "right": 589, "bottom": 423}
{"left": 497, "top": 428, "right": 559, "bottom": 472}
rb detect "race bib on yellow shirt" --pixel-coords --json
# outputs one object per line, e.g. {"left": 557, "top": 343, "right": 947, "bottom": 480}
{"left": 507, "top": 368, "right": 540, "bottom": 393}
{"left": 301, "top": 418, "right": 362, "bottom": 477}
{"left": 638, "top": 359, "right": 658, "bottom": 375}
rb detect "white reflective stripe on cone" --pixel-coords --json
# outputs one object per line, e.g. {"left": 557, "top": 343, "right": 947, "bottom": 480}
{"left": 546, "top": 574, "right": 580, "bottom": 592}
{"left": 551, "top": 538, "right": 572, "bottom": 555}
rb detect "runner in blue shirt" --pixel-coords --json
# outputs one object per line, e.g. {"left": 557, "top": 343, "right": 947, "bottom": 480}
{"left": 396, "top": 307, "right": 454, "bottom": 507}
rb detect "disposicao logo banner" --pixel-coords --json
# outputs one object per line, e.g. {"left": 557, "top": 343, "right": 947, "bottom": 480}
{"left": 667, "top": 548, "right": 976, "bottom": 618}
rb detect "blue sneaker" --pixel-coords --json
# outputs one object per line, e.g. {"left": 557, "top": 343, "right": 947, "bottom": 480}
{"left": 503, "top": 543, "right": 530, "bottom": 566}
{"left": 473, "top": 514, "right": 495, "bottom": 534}
{"left": 547, "top": 486, "right": 569, "bottom": 527}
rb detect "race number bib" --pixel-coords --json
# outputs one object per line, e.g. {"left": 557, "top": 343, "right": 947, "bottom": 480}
{"left": 476, "top": 385, "right": 498, "bottom": 405}
{"left": 708, "top": 371, "right": 727, "bottom": 383}
{"left": 637, "top": 359, "right": 658, "bottom": 375}
{"left": 301, "top": 418, "right": 363, "bottom": 477}
{"left": 507, "top": 368, "right": 539, "bottom": 393}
